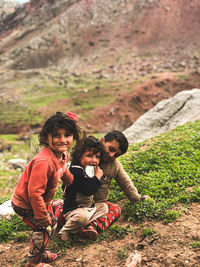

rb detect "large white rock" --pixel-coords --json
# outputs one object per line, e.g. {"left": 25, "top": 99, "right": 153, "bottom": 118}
{"left": 0, "top": 200, "right": 15, "bottom": 220}
{"left": 124, "top": 89, "right": 200, "bottom": 144}
{"left": 8, "top": 158, "right": 27, "bottom": 170}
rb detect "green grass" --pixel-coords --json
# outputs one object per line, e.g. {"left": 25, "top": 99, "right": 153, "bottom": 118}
{"left": 0, "top": 215, "right": 29, "bottom": 243}
{"left": 0, "top": 69, "right": 146, "bottom": 129}
{"left": 0, "top": 134, "right": 39, "bottom": 200}
{"left": 191, "top": 241, "right": 200, "bottom": 248}
{"left": 117, "top": 247, "right": 129, "bottom": 261}
{"left": 0, "top": 120, "right": 200, "bottom": 246}
{"left": 0, "top": 135, "right": 19, "bottom": 142}
{"left": 119, "top": 121, "right": 200, "bottom": 222}
{"left": 163, "top": 210, "right": 182, "bottom": 224}
{"left": 142, "top": 227, "right": 156, "bottom": 238}
{"left": 107, "top": 224, "right": 133, "bottom": 239}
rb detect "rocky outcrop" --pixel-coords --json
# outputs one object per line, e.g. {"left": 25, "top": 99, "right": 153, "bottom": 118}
{"left": 86, "top": 73, "right": 200, "bottom": 133}
{"left": 123, "top": 89, "right": 200, "bottom": 144}
{"left": 0, "top": 0, "right": 20, "bottom": 19}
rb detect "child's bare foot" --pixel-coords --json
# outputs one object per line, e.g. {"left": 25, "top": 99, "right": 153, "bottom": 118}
{"left": 59, "top": 232, "right": 70, "bottom": 241}
{"left": 79, "top": 225, "right": 98, "bottom": 241}
{"left": 59, "top": 230, "right": 70, "bottom": 241}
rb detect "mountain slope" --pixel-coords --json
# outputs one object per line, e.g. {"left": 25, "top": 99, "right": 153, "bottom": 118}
{"left": 0, "top": 0, "right": 200, "bottom": 71}
{"left": 0, "top": 0, "right": 200, "bottom": 133}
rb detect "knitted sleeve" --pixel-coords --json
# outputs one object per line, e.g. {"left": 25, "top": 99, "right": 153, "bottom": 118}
{"left": 28, "top": 161, "right": 53, "bottom": 220}
{"left": 115, "top": 159, "right": 141, "bottom": 203}
{"left": 62, "top": 167, "right": 74, "bottom": 186}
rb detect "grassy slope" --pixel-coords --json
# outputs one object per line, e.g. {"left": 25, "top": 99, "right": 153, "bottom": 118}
{"left": 0, "top": 120, "right": 200, "bottom": 244}
{"left": 0, "top": 71, "right": 123, "bottom": 128}
{"left": 2, "top": 70, "right": 198, "bottom": 131}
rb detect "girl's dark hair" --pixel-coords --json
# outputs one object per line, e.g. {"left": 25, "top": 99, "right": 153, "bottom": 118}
{"left": 39, "top": 111, "right": 81, "bottom": 146}
{"left": 71, "top": 135, "right": 106, "bottom": 165}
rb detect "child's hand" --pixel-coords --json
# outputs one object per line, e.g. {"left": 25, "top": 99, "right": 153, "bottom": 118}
{"left": 36, "top": 214, "right": 51, "bottom": 227}
{"left": 140, "top": 195, "right": 151, "bottom": 201}
{"left": 95, "top": 166, "right": 103, "bottom": 180}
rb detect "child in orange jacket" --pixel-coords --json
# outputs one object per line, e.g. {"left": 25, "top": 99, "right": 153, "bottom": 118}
{"left": 11, "top": 111, "right": 80, "bottom": 267}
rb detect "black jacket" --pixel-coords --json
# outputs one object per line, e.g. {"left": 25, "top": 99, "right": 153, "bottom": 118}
{"left": 62, "top": 165, "right": 101, "bottom": 214}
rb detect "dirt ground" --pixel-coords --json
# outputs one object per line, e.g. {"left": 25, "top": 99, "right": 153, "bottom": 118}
{"left": 0, "top": 202, "right": 200, "bottom": 267}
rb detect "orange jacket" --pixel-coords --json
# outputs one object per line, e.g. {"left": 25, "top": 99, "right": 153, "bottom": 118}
{"left": 12, "top": 146, "right": 73, "bottom": 220}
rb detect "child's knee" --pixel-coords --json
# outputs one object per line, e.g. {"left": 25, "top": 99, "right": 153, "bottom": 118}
{"left": 73, "top": 213, "right": 89, "bottom": 227}
{"left": 102, "top": 202, "right": 109, "bottom": 214}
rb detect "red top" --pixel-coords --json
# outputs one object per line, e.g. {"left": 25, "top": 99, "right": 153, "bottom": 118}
{"left": 12, "top": 146, "right": 73, "bottom": 220}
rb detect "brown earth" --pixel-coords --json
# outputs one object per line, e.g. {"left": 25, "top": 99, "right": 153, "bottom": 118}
{"left": 0, "top": 203, "right": 200, "bottom": 267}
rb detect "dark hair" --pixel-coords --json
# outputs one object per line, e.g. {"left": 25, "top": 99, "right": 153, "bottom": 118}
{"left": 104, "top": 130, "right": 129, "bottom": 155}
{"left": 71, "top": 135, "right": 106, "bottom": 165}
{"left": 39, "top": 111, "right": 81, "bottom": 146}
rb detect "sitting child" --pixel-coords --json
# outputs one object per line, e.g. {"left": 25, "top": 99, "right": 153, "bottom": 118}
{"left": 59, "top": 136, "right": 108, "bottom": 241}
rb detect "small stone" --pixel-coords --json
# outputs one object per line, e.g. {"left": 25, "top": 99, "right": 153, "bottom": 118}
{"left": 125, "top": 250, "right": 142, "bottom": 267}
{"left": 76, "top": 257, "right": 82, "bottom": 262}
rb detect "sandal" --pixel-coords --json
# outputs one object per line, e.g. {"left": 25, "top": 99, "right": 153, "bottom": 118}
{"left": 42, "top": 250, "right": 57, "bottom": 263}
{"left": 26, "top": 261, "right": 53, "bottom": 267}
{"left": 40, "top": 264, "right": 53, "bottom": 267}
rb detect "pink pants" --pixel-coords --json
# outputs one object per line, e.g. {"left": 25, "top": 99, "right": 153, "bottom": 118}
{"left": 12, "top": 202, "right": 56, "bottom": 264}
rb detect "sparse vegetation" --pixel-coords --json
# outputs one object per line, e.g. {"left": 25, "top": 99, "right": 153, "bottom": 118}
{"left": 117, "top": 247, "right": 129, "bottom": 261}
{"left": 0, "top": 72, "right": 124, "bottom": 131}
{"left": 191, "top": 241, "right": 200, "bottom": 248}
{"left": 163, "top": 210, "right": 182, "bottom": 224}
{"left": 142, "top": 227, "right": 156, "bottom": 238}
{"left": 108, "top": 224, "right": 133, "bottom": 239}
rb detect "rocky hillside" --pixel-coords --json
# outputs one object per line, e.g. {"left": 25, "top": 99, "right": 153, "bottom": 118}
{"left": 0, "top": 0, "right": 21, "bottom": 19}
{"left": 0, "top": 0, "right": 200, "bottom": 133}
{"left": 1, "top": 0, "right": 200, "bottom": 71}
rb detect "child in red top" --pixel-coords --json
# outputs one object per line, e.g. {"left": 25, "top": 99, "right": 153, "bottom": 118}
{"left": 11, "top": 111, "right": 80, "bottom": 267}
